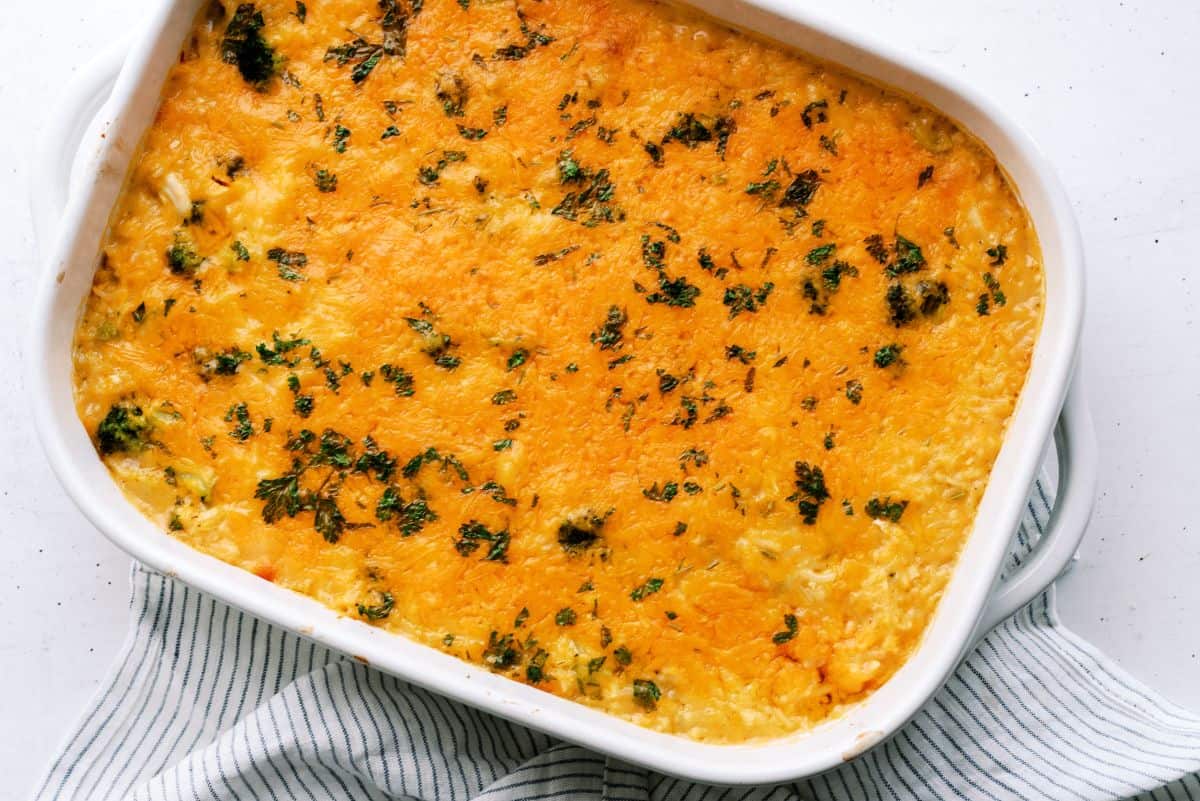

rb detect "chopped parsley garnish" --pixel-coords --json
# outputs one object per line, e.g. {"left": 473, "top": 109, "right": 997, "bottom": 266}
{"left": 417, "top": 150, "right": 467, "bottom": 185}
{"left": 257, "top": 331, "right": 309, "bottom": 366}
{"left": 983, "top": 272, "right": 1007, "bottom": 308}
{"left": 205, "top": 347, "right": 252, "bottom": 376}
{"left": 555, "top": 607, "right": 577, "bottom": 626}
{"left": 379, "top": 363, "right": 415, "bottom": 396}
{"left": 293, "top": 394, "right": 314, "bottom": 417}
{"left": 591, "top": 305, "right": 628, "bottom": 350}
{"left": 354, "top": 437, "right": 396, "bottom": 482}
{"left": 230, "top": 240, "right": 250, "bottom": 261}
{"left": 533, "top": 245, "right": 580, "bottom": 265}
{"left": 645, "top": 273, "right": 700, "bottom": 308}
{"left": 267, "top": 247, "right": 308, "bottom": 281}
{"left": 331, "top": 124, "right": 351, "bottom": 152}
{"left": 779, "top": 170, "right": 820, "bottom": 210}
{"left": 482, "top": 631, "right": 521, "bottom": 670}
{"left": 324, "top": 0, "right": 420, "bottom": 82}
{"left": 375, "top": 489, "right": 438, "bottom": 536}
{"left": 254, "top": 429, "right": 375, "bottom": 543}
{"left": 506, "top": 348, "right": 529, "bottom": 371}
{"left": 642, "top": 481, "right": 678, "bottom": 503}
{"left": 864, "top": 234, "right": 889, "bottom": 264}
{"left": 679, "top": 447, "right": 709, "bottom": 471}
{"left": 722, "top": 282, "right": 774, "bottom": 318}
{"left": 356, "top": 591, "right": 394, "bottom": 620}
{"left": 492, "top": 8, "right": 554, "bottom": 60}
{"left": 435, "top": 73, "right": 468, "bottom": 117}
{"left": 801, "top": 100, "right": 828, "bottom": 128}
{"left": 987, "top": 243, "right": 1009, "bottom": 265}
{"left": 402, "top": 447, "right": 470, "bottom": 483}
{"left": 874, "top": 343, "right": 903, "bottom": 368}
{"left": 630, "top": 577, "right": 664, "bottom": 601}
{"left": 725, "top": 344, "right": 756, "bottom": 364}
{"left": 525, "top": 649, "right": 549, "bottom": 683}
{"left": 844, "top": 379, "right": 864, "bottom": 405}
{"left": 806, "top": 243, "right": 836, "bottom": 265}
{"left": 632, "top": 679, "right": 661, "bottom": 710}
{"left": 454, "top": 521, "right": 510, "bottom": 562}
{"left": 745, "top": 179, "right": 780, "bottom": 198}
{"left": 772, "top": 613, "right": 799, "bottom": 644}
{"left": 658, "top": 112, "right": 735, "bottom": 159}
{"left": 886, "top": 283, "right": 916, "bottom": 326}
{"left": 550, "top": 152, "right": 622, "bottom": 226}
{"left": 406, "top": 315, "right": 461, "bottom": 369}
{"left": 313, "top": 169, "right": 338, "bottom": 192}
{"left": 225, "top": 402, "right": 254, "bottom": 441}
{"left": 865, "top": 497, "right": 909, "bottom": 522}
{"left": 491, "top": 389, "right": 517, "bottom": 405}
{"left": 886, "top": 235, "right": 926, "bottom": 277}
{"left": 221, "top": 3, "right": 278, "bottom": 89}
{"left": 788, "top": 461, "right": 830, "bottom": 525}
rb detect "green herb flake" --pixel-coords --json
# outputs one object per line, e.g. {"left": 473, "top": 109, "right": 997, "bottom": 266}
{"left": 865, "top": 496, "right": 909, "bottom": 522}
{"left": 313, "top": 169, "right": 338, "bottom": 193}
{"left": 357, "top": 591, "right": 394, "bottom": 620}
{"left": 874, "top": 343, "right": 903, "bottom": 368}
{"left": 220, "top": 3, "right": 279, "bottom": 90}
{"left": 225, "top": 402, "right": 254, "bottom": 441}
{"left": 772, "top": 613, "right": 799, "bottom": 644}
{"left": 630, "top": 578, "right": 664, "bottom": 602}
{"left": 454, "top": 520, "right": 510, "bottom": 562}
{"left": 788, "top": 461, "right": 830, "bottom": 525}
{"left": 632, "top": 679, "right": 661, "bottom": 710}
{"left": 722, "top": 282, "right": 774, "bottom": 318}
{"left": 332, "top": 125, "right": 351, "bottom": 153}
{"left": 642, "top": 482, "right": 678, "bottom": 503}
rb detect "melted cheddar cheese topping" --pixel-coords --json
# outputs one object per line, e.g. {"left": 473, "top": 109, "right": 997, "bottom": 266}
{"left": 73, "top": 0, "right": 1043, "bottom": 741}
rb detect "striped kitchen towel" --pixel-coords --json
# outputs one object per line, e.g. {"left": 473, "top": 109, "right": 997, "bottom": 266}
{"left": 30, "top": 482, "right": 1200, "bottom": 801}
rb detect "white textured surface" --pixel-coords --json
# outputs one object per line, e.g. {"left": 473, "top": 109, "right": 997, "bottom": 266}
{"left": 1, "top": 0, "right": 1197, "bottom": 798}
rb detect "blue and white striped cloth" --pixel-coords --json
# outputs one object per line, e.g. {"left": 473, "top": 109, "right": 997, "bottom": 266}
{"left": 31, "top": 482, "right": 1200, "bottom": 801}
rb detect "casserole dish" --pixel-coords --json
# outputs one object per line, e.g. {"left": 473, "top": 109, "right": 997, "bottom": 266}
{"left": 30, "top": 0, "right": 1096, "bottom": 784}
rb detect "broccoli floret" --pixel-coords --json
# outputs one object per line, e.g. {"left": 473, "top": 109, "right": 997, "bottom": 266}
{"left": 96, "top": 402, "right": 153, "bottom": 455}
{"left": 165, "top": 233, "right": 202, "bottom": 276}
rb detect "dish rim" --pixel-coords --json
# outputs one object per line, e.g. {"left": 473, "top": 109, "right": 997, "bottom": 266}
{"left": 28, "top": 0, "right": 1086, "bottom": 784}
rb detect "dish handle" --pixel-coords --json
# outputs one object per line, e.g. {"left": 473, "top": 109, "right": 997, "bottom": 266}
{"left": 972, "top": 374, "right": 1097, "bottom": 641}
{"left": 30, "top": 40, "right": 129, "bottom": 253}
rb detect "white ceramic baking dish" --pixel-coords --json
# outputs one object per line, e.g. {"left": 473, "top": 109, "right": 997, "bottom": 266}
{"left": 29, "top": 0, "right": 1097, "bottom": 785}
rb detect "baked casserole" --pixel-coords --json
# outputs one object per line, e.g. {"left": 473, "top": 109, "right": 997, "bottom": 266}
{"left": 72, "top": 0, "right": 1043, "bottom": 741}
